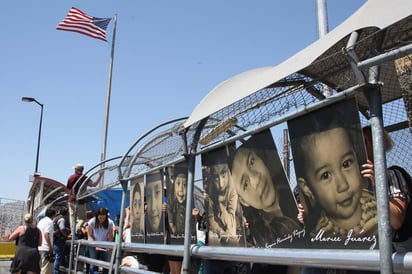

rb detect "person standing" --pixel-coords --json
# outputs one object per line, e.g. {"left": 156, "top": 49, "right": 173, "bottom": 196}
{"left": 113, "top": 214, "right": 121, "bottom": 242}
{"left": 53, "top": 208, "right": 70, "bottom": 274}
{"left": 67, "top": 163, "right": 102, "bottom": 229}
{"left": 87, "top": 207, "right": 114, "bottom": 274}
{"left": 363, "top": 125, "right": 412, "bottom": 252}
{"left": 38, "top": 208, "right": 56, "bottom": 274}
{"left": 192, "top": 207, "right": 208, "bottom": 274}
{"left": 2, "top": 213, "right": 42, "bottom": 274}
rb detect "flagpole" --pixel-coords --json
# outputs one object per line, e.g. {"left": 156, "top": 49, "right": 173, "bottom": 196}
{"left": 100, "top": 14, "right": 117, "bottom": 180}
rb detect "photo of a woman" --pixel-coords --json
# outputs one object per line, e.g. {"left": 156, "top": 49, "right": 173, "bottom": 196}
{"left": 130, "top": 176, "right": 145, "bottom": 242}
{"left": 229, "top": 129, "right": 302, "bottom": 248}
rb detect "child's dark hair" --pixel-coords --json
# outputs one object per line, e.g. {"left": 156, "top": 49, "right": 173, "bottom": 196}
{"left": 289, "top": 99, "right": 361, "bottom": 179}
{"left": 170, "top": 162, "right": 188, "bottom": 204}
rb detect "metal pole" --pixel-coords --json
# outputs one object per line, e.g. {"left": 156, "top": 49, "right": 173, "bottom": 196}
{"left": 316, "top": 0, "right": 329, "bottom": 38}
{"left": 100, "top": 14, "right": 117, "bottom": 175}
{"left": 114, "top": 179, "right": 129, "bottom": 274}
{"left": 182, "top": 153, "right": 195, "bottom": 274}
{"left": 182, "top": 119, "right": 207, "bottom": 274}
{"left": 21, "top": 97, "right": 44, "bottom": 176}
{"left": 282, "top": 128, "right": 289, "bottom": 179}
{"left": 364, "top": 84, "right": 393, "bottom": 274}
{"left": 364, "top": 30, "right": 393, "bottom": 274}
{"left": 35, "top": 103, "right": 43, "bottom": 176}
{"left": 316, "top": 0, "right": 332, "bottom": 97}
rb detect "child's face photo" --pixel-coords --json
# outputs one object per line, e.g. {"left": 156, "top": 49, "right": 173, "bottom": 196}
{"left": 231, "top": 147, "right": 277, "bottom": 210}
{"left": 301, "top": 128, "right": 362, "bottom": 223}
{"left": 146, "top": 180, "right": 163, "bottom": 231}
{"left": 210, "top": 163, "right": 231, "bottom": 197}
{"left": 289, "top": 98, "right": 378, "bottom": 248}
{"left": 132, "top": 184, "right": 143, "bottom": 228}
{"left": 174, "top": 173, "right": 187, "bottom": 204}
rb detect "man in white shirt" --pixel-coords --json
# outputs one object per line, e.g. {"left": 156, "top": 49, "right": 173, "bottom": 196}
{"left": 37, "top": 208, "right": 56, "bottom": 274}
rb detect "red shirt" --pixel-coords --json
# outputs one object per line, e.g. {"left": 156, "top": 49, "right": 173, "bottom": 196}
{"left": 67, "top": 173, "right": 90, "bottom": 204}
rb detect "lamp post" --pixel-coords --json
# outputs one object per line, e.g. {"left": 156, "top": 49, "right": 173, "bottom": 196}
{"left": 22, "top": 97, "right": 43, "bottom": 177}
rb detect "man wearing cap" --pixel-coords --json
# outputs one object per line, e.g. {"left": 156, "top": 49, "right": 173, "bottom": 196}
{"left": 67, "top": 163, "right": 102, "bottom": 230}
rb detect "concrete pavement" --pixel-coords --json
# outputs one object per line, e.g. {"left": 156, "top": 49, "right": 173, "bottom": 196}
{"left": 0, "top": 259, "right": 11, "bottom": 273}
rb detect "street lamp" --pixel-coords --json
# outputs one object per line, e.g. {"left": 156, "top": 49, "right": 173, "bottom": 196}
{"left": 22, "top": 97, "right": 43, "bottom": 177}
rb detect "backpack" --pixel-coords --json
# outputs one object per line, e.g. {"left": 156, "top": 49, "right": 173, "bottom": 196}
{"left": 53, "top": 216, "right": 67, "bottom": 243}
{"left": 389, "top": 165, "right": 412, "bottom": 245}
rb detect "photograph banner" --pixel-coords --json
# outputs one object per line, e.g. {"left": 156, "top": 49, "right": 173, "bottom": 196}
{"left": 145, "top": 170, "right": 165, "bottom": 244}
{"left": 288, "top": 97, "right": 378, "bottom": 250}
{"left": 166, "top": 161, "right": 189, "bottom": 245}
{"left": 130, "top": 176, "right": 145, "bottom": 243}
{"left": 228, "top": 130, "right": 304, "bottom": 248}
{"left": 201, "top": 144, "right": 246, "bottom": 247}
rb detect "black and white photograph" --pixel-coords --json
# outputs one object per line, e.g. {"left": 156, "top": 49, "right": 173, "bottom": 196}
{"left": 166, "top": 161, "right": 188, "bottom": 245}
{"left": 130, "top": 176, "right": 145, "bottom": 243}
{"left": 229, "top": 130, "right": 303, "bottom": 248}
{"left": 145, "top": 170, "right": 165, "bottom": 244}
{"left": 201, "top": 144, "right": 245, "bottom": 247}
{"left": 288, "top": 98, "right": 378, "bottom": 249}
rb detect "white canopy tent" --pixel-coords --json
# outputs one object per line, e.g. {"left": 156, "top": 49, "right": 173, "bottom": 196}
{"left": 184, "top": 0, "right": 411, "bottom": 128}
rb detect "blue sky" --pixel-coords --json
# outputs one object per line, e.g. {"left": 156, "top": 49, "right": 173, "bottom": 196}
{"left": 1, "top": 1, "right": 366, "bottom": 201}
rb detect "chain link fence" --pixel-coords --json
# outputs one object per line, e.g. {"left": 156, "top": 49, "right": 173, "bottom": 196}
{"left": 0, "top": 198, "right": 26, "bottom": 238}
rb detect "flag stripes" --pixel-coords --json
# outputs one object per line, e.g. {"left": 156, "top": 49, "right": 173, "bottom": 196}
{"left": 56, "top": 7, "right": 111, "bottom": 42}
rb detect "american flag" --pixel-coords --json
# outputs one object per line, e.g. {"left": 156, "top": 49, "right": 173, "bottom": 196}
{"left": 56, "top": 7, "right": 111, "bottom": 42}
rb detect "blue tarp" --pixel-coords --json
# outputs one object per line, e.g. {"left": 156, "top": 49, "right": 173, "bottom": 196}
{"left": 36, "top": 188, "right": 130, "bottom": 224}
{"left": 87, "top": 188, "right": 130, "bottom": 222}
